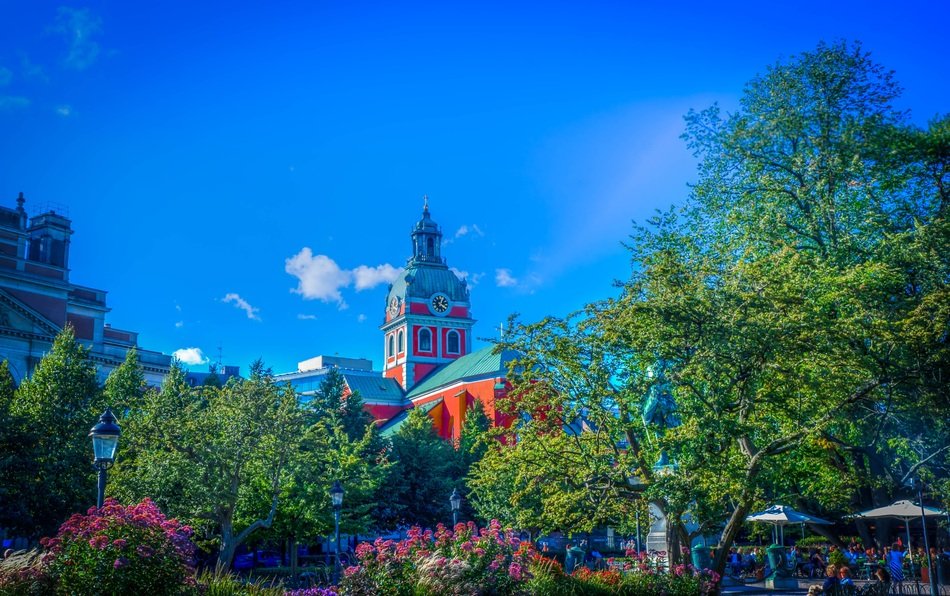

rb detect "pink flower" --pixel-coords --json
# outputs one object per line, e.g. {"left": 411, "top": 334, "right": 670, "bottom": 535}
{"left": 89, "top": 535, "right": 109, "bottom": 550}
{"left": 113, "top": 557, "right": 128, "bottom": 569}
{"left": 508, "top": 562, "right": 523, "bottom": 580}
{"left": 112, "top": 539, "right": 127, "bottom": 549}
{"left": 136, "top": 545, "right": 154, "bottom": 558}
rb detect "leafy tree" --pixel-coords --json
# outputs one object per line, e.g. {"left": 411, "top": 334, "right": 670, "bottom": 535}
{"left": 494, "top": 40, "right": 949, "bottom": 578}
{"left": 378, "top": 408, "right": 457, "bottom": 529}
{"left": 0, "top": 359, "right": 36, "bottom": 534}
{"left": 111, "top": 360, "right": 304, "bottom": 568}
{"left": 103, "top": 347, "right": 147, "bottom": 413}
{"left": 308, "top": 367, "right": 376, "bottom": 443}
{"left": 10, "top": 327, "right": 102, "bottom": 537}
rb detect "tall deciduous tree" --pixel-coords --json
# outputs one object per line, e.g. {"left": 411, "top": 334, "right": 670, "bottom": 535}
{"left": 112, "top": 360, "right": 304, "bottom": 568}
{"left": 0, "top": 360, "right": 35, "bottom": 534}
{"left": 495, "top": 40, "right": 949, "bottom": 580}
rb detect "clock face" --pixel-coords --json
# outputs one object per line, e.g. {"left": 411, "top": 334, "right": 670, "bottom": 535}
{"left": 388, "top": 297, "right": 400, "bottom": 317}
{"left": 431, "top": 294, "right": 449, "bottom": 314}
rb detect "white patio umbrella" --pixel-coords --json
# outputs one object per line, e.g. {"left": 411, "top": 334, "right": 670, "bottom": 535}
{"left": 849, "top": 500, "right": 947, "bottom": 565}
{"left": 746, "top": 504, "right": 833, "bottom": 545}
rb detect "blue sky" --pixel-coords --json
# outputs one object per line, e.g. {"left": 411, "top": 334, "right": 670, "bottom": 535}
{"left": 2, "top": 1, "right": 948, "bottom": 374}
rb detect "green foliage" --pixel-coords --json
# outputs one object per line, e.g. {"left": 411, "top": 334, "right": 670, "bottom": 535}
{"left": 0, "top": 548, "right": 53, "bottom": 595}
{"left": 487, "top": 40, "right": 949, "bottom": 580}
{"left": 10, "top": 327, "right": 102, "bottom": 537}
{"left": 111, "top": 361, "right": 304, "bottom": 567}
{"left": 103, "top": 347, "right": 147, "bottom": 412}
{"left": 0, "top": 360, "right": 36, "bottom": 534}
{"left": 377, "top": 408, "right": 456, "bottom": 529}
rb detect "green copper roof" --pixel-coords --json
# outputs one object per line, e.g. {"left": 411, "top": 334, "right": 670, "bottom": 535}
{"left": 378, "top": 398, "right": 443, "bottom": 439}
{"left": 386, "top": 264, "right": 470, "bottom": 304}
{"left": 342, "top": 374, "right": 405, "bottom": 404}
{"left": 406, "top": 345, "right": 518, "bottom": 399}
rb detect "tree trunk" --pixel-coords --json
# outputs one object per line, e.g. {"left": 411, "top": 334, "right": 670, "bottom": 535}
{"left": 712, "top": 501, "right": 755, "bottom": 589}
{"left": 290, "top": 535, "right": 299, "bottom": 583}
{"left": 218, "top": 518, "right": 236, "bottom": 569}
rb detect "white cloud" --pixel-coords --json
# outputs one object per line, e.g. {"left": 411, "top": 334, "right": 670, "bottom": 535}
{"left": 471, "top": 224, "right": 484, "bottom": 237}
{"left": 353, "top": 263, "right": 400, "bottom": 291}
{"left": 495, "top": 268, "right": 518, "bottom": 288}
{"left": 52, "top": 7, "right": 103, "bottom": 70}
{"left": 455, "top": 225, "right": 469, "bottom": 238}
{"left": 357, "top": 314, "right": 367, "bottom": 323}
{"left": 297, "top": 314, "right": 317, "bottom": 320}
{"left": 285, "top": 248, "right": 352, "bottom": 304}
{"left": 55, "top": 105, "right": 71, "bottom": 117}
{"left": 174, "top": 320, "right": 184, "bottom": 328}
{"left": 175, "top": 304, "right": 182, "bottom": 312}
{"left": 223, "top": 293, "right": 261, "bottom": 321}
{"left": 173, "top": 347, "right": 208, "bottom": 366}
{"left": 285, "top": 248, "right": 401, "bottom": 305}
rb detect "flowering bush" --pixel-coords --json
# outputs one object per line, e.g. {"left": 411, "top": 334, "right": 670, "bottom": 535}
{"left": 41, "top": 498, "right": 195, "bottom": 595}
{"left": 339, "top": 520, "right": 535, "bottom": 595}
{"left": 0, "top": 548, "right": 54, "bottom": 595}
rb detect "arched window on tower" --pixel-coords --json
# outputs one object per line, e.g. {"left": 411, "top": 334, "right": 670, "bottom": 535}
{"left": 426, "top": 237, "right": 434, "bottom": 257}
{"left": 388, "top": 334, "right": 395, "bottom": 358}
{"left": 446, "top": 330, "right": 460, "bottom": 354}
{"left": 418, "top": 328, "right": 432, "bottom": 352}
{"left": 398, "top": 330, "right": 405, "bottom": 353}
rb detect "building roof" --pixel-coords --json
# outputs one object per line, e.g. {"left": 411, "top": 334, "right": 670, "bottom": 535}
{"left": 386, "top": 264, "right": 470, "bottom": 304}
{"left": 378, "top": 397, "right": 443, "bottom": 438}
{"left": 343, "top": 374, "right": 405, "bottom": 404}
{"left": 406, "top": 344, "right": 518, "bottom": 399}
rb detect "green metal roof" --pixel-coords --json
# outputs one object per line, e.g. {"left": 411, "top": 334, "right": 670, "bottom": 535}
{"left": 378, "top": 398, "right": 443, "bottom": 438}
{"left": 342, "top": 374, "right": 405, "bottom": 404}
{"left": 405, "top": 345, "right": 518, "bottom": 399}
{"left": 386, "top": 264, "right": 470, "bottom": 303}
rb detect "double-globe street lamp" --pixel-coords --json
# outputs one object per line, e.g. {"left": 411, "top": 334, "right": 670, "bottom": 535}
{"left": 330, "top": 480, "right": 344, "bottom": 583}
{"left": 89, "top": 408, "right": 121, "bottom": 509}
{"left": 450, "top": 488, "right": 462, "bottom": 527}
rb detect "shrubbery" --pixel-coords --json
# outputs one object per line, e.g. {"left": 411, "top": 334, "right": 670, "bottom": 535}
{"left": 40, "top": 498, "right": 195, "bottom": 595}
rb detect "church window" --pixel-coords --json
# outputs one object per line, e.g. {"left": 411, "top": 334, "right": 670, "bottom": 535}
{"left": 426, "top": 237, "right": 434, "bottom": 256}
{"left": 398, "top": 330, "right": 405, "bottom": 353}
{"left": 418, "top": 328, "right": 432, "bottom": 352}
{"left": 388, "top": 334, "right": 395, "bottom": 358}
{"left": 447, "top": 330, "right": 460, "bottom": 354}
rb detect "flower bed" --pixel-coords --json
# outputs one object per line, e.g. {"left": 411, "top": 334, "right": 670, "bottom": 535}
{"left": 40, "top": 498, "right": 196, "bottom": 595}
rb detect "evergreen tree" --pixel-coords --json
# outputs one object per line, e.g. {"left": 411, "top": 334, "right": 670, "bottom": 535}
{"left": 0, "top": 360, "right": 35, "bottom": 534}
{"left": 103, "top": 347, "right": 147, "bottom": 412}
{"left": 378, "top": 408, "right": 456, "bottom": 529}
{"left": 11, "top": 327, "right": 102, "bottom": 536}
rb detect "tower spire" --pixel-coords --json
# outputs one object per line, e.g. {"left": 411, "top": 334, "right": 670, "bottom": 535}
{"left": 423, "top": 194, "right": 429, "bottom": 213}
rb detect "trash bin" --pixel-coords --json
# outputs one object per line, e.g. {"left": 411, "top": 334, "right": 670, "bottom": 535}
{"left": 691, "top": 544, "right": 712, "bottom": 571}
{"left": 766, "top": 544, "right": 788, "bottom": 578}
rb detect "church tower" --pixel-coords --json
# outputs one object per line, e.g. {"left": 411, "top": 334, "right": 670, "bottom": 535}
{"left": 381, "top": 199, "right": 474, "bottom": 390}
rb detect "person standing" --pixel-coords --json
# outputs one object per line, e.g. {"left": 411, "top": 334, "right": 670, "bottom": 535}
{"left": 887, "top": 542, "right": 905, "bottom": 582}
{"left": 822, "top": 564, "right": 840, "bottom": 594}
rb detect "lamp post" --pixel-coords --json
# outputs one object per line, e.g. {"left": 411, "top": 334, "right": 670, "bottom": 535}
{"left": 89, "top": 408, "right": 121, "bottom": 509}
{"left": 913, "top": 477, "right": 938, "bottom": 596}
{"left": 330, "top": 480, "right": 344, "bottom": 584}
{"left": 450, "top": 488, "right": 461, "bottom": 527}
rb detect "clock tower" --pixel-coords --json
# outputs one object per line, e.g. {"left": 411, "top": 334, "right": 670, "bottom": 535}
{"left": 381, "top": 199, "right": 474, "bottom": 390}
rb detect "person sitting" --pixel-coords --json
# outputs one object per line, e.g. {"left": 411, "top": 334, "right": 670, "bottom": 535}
{"left": 728, "top": 547, "right": 742, "bottom": 577}
{"left": 838, "top": 566, "right": 855, "bottom": 589}
{"left": 822, "top": 564, "right": 840, "bottom": 594}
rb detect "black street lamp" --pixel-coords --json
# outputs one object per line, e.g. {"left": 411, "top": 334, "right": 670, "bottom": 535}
{"left": 89, "top": 408, "right": 121, "bottom": 509}
{"left": 450, "top": 488, "right": 462, "bottom": 526}
{"left": 912, "top": 477, "right": 938, "bottom": 596}
{"left": 330, "top": 480, "right": 344, "bottom": 583}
